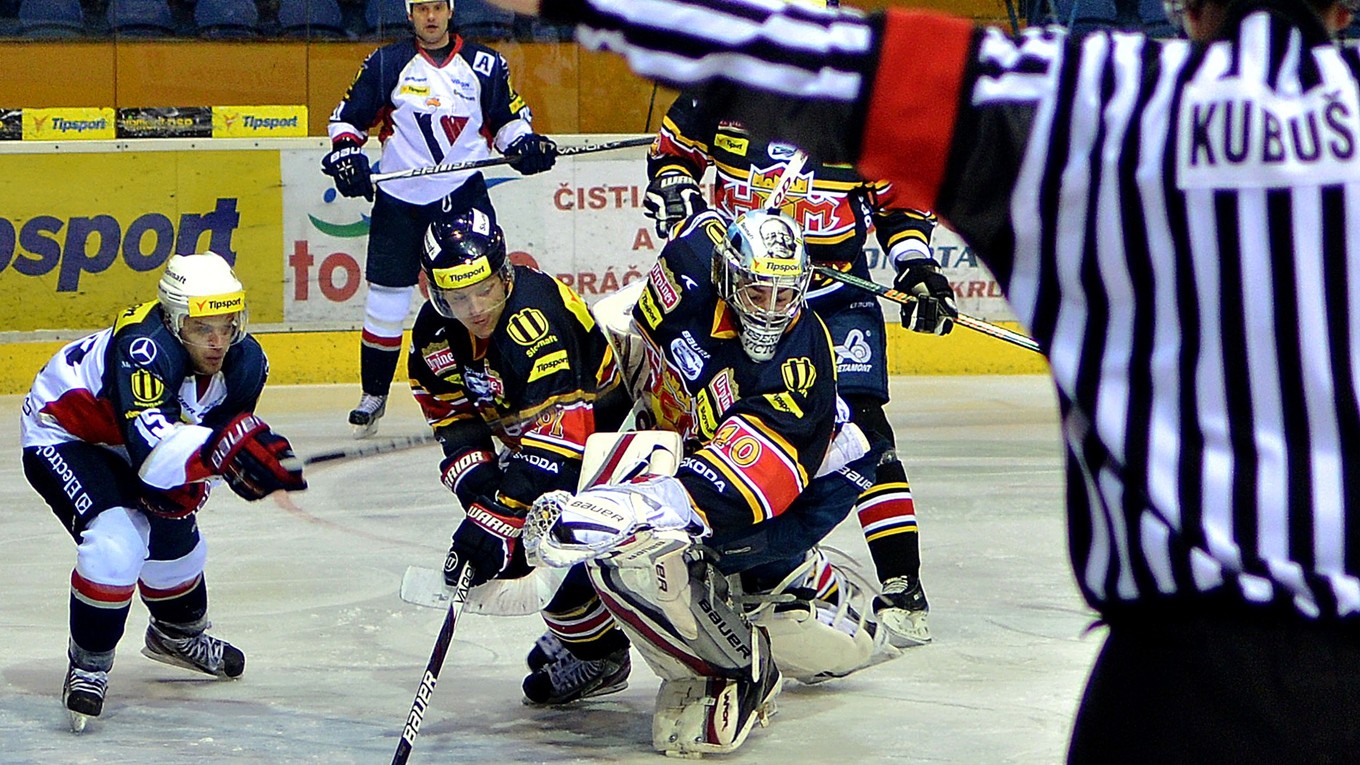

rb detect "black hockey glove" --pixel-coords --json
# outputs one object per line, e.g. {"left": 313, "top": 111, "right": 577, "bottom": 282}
{"left": 203, "top": 413, "right": 308, "bottom": 501}
{"left": 449, "top": 497, "right": 526, "bottom": 587}
{"left": 140, "top": 483, "right": 210, "bottom": 519}
{"left": 321, "top": 142, "right": 373, "bottom": 201}
{"left": 643, "top": 171, "right": 708, "bottom": 239}
{"left": 893, "top": 259, "right": 957, "bottom": 335}
{"left": 506, "top": 133, "right": 558, "bottom": 175}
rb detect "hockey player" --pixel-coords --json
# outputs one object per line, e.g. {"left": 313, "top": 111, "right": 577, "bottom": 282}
{"left": 20, "top": 252, "right": 308, "bottom": 732}
{"left": 643, "top": 87, "right": 954, "bottom": 646}
{"left": 406, "top": 209, "right": 636, "bottom": 704}
{"left": 525, "top": 208, "right": 895, "bottom": 757}
{"left": 324, "top": 0, "right": 558, "bottom": 439}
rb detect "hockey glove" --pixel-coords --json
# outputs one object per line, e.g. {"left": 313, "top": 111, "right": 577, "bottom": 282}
{"left": 321, "top": 142, "right": 374, "bottom": 201}
{"left": 643, "top": 172, "right": 708, "bottom": 239}
{"left": 203, "top": 413, "right": 308, "bottom": 501}
{"left": 450, "top": 498, "right": 526, "bottom": 587}
{"left": 140, "top": 483, "right": 210, "bottom": 519}
{"left": 893, "top": 259, "right": 957, "bottom": 335}
{"left": 506, "top": 133, "right": 558, "bottom": 175}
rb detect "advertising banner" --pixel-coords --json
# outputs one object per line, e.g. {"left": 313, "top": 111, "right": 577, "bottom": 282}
{"left": 281, "top": 142, "right": 1014, "bottom": 329}
{"left": 22, "top": 108, "right": 117, "bottom": 141}
{"left": 0, "top": 149, "right": 284, "bottom": 331}
{"left": 212, "top": 106, "right": 308, "bottom": 138}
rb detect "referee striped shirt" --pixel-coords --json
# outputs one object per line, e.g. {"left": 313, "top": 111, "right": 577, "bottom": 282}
{"left": 544, "top": 0, "right": 1360, "bottom": 623}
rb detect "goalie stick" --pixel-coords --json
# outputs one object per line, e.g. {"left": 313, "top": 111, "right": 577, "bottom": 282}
{"left": 813, "top": 266, "right": 1043, "bottom": 354}
{"left": 371, "top": 136, "right": 653, "bottom": 185}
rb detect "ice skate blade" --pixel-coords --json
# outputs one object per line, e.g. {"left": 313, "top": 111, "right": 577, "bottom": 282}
{"left": 68, "top": 709, "right": 90, "bottom": 733}
{"left": 140, "top": 646, "right": 237, "bottom": 679}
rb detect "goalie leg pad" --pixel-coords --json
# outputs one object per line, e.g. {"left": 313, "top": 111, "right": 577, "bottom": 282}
{"left": 651, "top": 632, "right": 781, "bottom": 757}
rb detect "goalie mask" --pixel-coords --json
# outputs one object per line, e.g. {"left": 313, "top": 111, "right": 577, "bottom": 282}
{"left": 422, "top": 209, "right": 513, "bottom": 336}
{"left": 157, "top": 252, "right": 248, "bottom": 347}
{"left": 713, "top": 210, "right": 811, "bottom": 362}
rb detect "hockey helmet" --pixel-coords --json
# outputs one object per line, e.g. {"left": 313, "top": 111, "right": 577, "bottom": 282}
{"left": 713, "top": 209, "right": 811, "bottom": 362}
{"left": 157, "top": 252, "right": 248, "bottom": 346}
{"left": 421, "top": 208, "right": 513, "bottom": 322}
{"left": 406, "top": 0, "right": 449, "bottom": 14}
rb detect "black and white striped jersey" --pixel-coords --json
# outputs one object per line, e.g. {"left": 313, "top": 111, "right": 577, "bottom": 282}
{"left": 545, "top": 0, "right": 1360, "bottom": 623}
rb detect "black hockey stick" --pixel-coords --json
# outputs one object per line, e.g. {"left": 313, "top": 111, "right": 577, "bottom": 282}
{"left": 813, "top": 266, "right": 1043, "bottom": 354}
{"left": 302, "top": 432, "right": 438, "bottom": 467}
{"left": 371, "top": 136, "right": 653, "bottom": 185}
{"left": 390, "top": 553, "right": 475, "bottom": 765}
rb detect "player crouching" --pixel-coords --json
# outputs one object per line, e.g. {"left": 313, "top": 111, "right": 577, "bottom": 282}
{"left": 20, "top": 252, "right": 307, "bottom": 732}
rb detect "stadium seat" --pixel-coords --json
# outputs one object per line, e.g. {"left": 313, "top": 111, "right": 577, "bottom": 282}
{"left": 18, "top": 0, "right": 84, "bottom": 37}
{"left": 363, "top": 0, "right": 406, "bottom": 38}
{"left": 1051, "top": 0, "right": 1118, "bottom": 35}
{"left": 454, "top": 0, "right": 513, "bottom": 40}
{"left": 278, "top": 0, "right": 349, "bottom": 37}
{"left": 106, "top": 0, "right": 175, "bottom": 36}
{"left": 195, "top": 0, "right": 259, "bottom": 38}
{"left": 1139, "top": 0, "right": 1177, "bottom": 37}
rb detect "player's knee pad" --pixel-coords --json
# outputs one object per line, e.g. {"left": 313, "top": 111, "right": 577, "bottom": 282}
{"left": 138, "top": 537, "right": 207, "bottom": 590}
{"left": 74, "top": 507, "right": 150, "bottom": 586}
{"left": 742, "top": 548, "right": 897, "bottom": 683}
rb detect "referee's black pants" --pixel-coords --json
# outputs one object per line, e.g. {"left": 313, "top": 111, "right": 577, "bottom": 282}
{"left": 1069, "top": 609, "right": 1360, "bottom": 765}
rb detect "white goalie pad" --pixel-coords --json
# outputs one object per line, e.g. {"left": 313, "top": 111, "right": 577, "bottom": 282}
{"left": 817, "top": 421, "right": 870, "bottom": 478}
{"left": 525, "top": 475, "right": 706, "bottom": 569}
{"left": 577, "top": 429, "right": 683, "bottom": 491}
{"left": 399, "top": 565, "right": 568, "bottom": 615}
{"left": 592, "top": 280, "right": 650, "bottom": 404}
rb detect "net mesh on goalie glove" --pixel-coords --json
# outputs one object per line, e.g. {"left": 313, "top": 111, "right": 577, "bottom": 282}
{"left": 643, "top": 172, "right": 707, "bottom": 239}
{"left": 525, "top": 476, "right": 707, "bottom": 569}
{"left": 893, "top": 259, "right": 957, "bottom": 335}
{"left": 202, "top": 413, "right": 307, "bottom": 501}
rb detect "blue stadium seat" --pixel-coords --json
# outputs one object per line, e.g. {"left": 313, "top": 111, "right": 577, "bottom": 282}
{"left": 363, "top": 0, "right": 406, "bottom": 38}
{"left": 18, "top": 0, "right": 84, "bottom": 37}
{"left": 195, "top": 0, "right": 259, "bottom": 37}
{"left": 1051, "top": 0, "right": 1118, "bottom": 35}
{"left": 278, "top": 0, "right": 349, "bottom": 37}
{"left": 455, "top": 0, "right": 512, "bottom": 40}
{"left": 1138, "top": 0, "right": 1178, "bottom": 37}
{"left": 107, "top": 0, "right": 175, "bottom": 36}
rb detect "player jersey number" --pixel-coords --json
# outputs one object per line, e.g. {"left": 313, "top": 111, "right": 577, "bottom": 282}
{"left": 414, "top": 113, "right": 469, "bottom": 163}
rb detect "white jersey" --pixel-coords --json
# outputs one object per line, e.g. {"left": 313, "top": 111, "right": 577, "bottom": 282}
{"left": 329, "top": 37, "right": 536, "bottom": 205}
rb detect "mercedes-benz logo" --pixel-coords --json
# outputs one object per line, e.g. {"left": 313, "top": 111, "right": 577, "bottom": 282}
{"left": 129, "top": 338, "right": 158, "bottom": 367}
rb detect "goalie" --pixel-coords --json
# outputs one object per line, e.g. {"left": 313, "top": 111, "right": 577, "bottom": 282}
{"left": 525, "top": 208, "right": 898, "bottom": 757}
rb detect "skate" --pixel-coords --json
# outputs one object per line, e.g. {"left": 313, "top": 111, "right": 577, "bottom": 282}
{"left": 522, "top": 646, "right": 630, "bottom": 705}
{"left": 62, "top": 662, "right": 108, "bottom": 733}
{"left": 141, "top": 620, "right": 245, "bottom": 678}
{"left": 873, "top": 575, "right": 932, "bottom": 647}
{"left": 526, "top": 631, "right": 572, "bottom": 674}
{"left": 348, "top": 393, "right": 387, "bottom": 439}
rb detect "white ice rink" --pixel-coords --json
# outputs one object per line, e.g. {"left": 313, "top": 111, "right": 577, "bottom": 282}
{"left": 0, "top": 376, "right": 1099, "bottom": 765}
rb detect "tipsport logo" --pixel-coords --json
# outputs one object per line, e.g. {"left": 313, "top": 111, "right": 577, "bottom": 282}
{"left": 306, "top": 159, "right": 517, "bottom": 239}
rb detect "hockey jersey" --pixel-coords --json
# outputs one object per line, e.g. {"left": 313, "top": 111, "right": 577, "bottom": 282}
{"left": 20, "top": 301, "right": 268, "bottom": 490}
{"left": 329, "top": 37, "right": 537, "bottom": 205}
{"left": 649, "top": 90, "right": 938, "bottom": 310}
{"left": 408, "top": 266, "right": 628, "bottom": 513}
{"left": 632, "top": 210, "right": 839, "bottom": 531}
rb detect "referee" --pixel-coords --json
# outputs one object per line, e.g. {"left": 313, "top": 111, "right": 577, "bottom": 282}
{"left": 492, "top": 0, "right": 1360, "bottom": 761}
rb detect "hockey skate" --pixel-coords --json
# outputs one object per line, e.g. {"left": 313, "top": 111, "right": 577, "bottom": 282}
{"left": 348, "top": 393, "right": 387, "bottom": 439}
{"left": 141, "top": 620, "right": 245, "bottom": 679}
{"left": 873, "top": 575, "right": 932, "bottom": 647}
{"left": 652, "top": 646, "right": 781, "bottom": 757}
{"left": 62, "top": 662, "right": 108, "bottom": 733}
{"left": 522, "top": 645, "right": 631, "bottom": 705}
{"left": 526, "top": 631, "right": 573, "bottom": 674}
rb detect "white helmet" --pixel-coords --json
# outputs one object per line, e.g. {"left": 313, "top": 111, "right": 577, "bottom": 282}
{"left": 406, "top": 0, "right": 449, "bottom": 13}
{"left": 157, "top": 252, "right": 248, "bottom": 345}
{"left": 713, "top": 210, "right": 811, "bottom": 362}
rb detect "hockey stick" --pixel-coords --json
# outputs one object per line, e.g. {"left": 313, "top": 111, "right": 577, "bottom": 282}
{"left": 303, "top": 432, "right": 438, "bottom": 467}
{"left": 813, "top": 266, "right": 1043, "bottom": 354}
{"left": 390, "top": 553, "right": 474, "bottom": 765}
{"left": 763, "top": 149, "right": 809, "bottom": 210}
{"left": 371, "top": 136, "right": 653, "bottom": 185}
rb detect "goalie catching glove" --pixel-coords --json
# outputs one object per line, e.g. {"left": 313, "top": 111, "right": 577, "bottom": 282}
{"left": 202, "top": 413, "right": 307, "bottom": 501}
{"left": 893, "top": 259, "right": 957, "bottom": 335}
{"left": 449, "top": 497, "right": 526, "bottom": 587}
{"left": 643, "top": 172, "right": 708, "bottom": 239}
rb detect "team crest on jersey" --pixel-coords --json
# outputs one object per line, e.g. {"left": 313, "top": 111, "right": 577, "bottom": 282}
{"left": 129, "top": 337, "right": 158, "bottom": 367}
{"left": 648, "top": 261, "right": 681, "bottom": 311}
{"left": 781, "top": 357, "right": 816, "bottom": 393}
{"left": 507, "top": 308, "right": 550, "bottom": 346}
{"left": 464, "top": 366, "right": 504, "bottom": 402}
{"left": 130, "top": 369, "right": 166, "bottom": 407}
{"left": 421, "top": 343, "right": 458, "bottom": 376}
